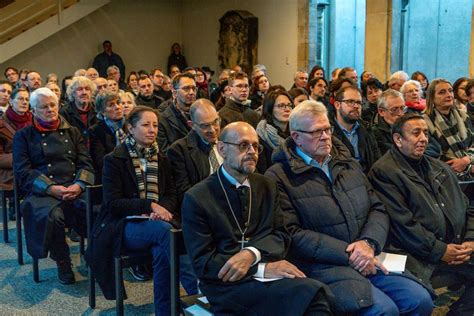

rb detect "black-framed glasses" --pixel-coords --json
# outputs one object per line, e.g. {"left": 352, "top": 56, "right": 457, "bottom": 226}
{"left": 296, "top": 126, "right": 334, "bottom": 139}
{"left": 275, "top": 103, "right": 294, "bottom": 110}
{"left": 383, "top": 106, "right": 407, "bottom": 115}
{"left": 341, "top": 99, "right": 363, "bottom": 107}
{"left": 223, "top": 141, "right": 263, "bottom": 154}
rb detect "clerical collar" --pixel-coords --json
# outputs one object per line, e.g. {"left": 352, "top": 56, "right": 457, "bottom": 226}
{"left": 220, "top": 165, "right": 250, "bottom": 188}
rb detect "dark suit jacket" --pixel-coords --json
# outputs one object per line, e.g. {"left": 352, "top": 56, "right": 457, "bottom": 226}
{"left": 218, "top": 98, "right": 260, "bottom": 129}
{"left": 59, "top": 102, "right": 98, "bottom": 140}
{"left": 89, "top": 120, "right": 117, "bottom": 184}
{"left": 167, "top": 130, "right": 211, "bottom": 204}
{"left": 86, "top": 143, "right": 177, "bottom": 299}
{"left": 157, "top": 104, "right": 191, "bottom": 152}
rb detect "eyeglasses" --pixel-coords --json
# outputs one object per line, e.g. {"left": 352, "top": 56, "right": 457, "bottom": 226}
{"left": 223, "top": 141, "right": 263, "bottom": 154}
{"left": 383, "top": 106, "right": 407, "bottom": 115}
{"left": 275, "top": 103, "right": 294, "bottom": 110}
{"left": 296, "top": 126, "right": 334, "bottom": 139}
{"left": 197, "top": 117, "right": 221, "bottom": 130}
{"left": 233, "top": 84, "right": 249, "bottom": 90}
{"left": 341, "top": 99, "right": 363, "bottom": 107}
{"left": 179, "top": 85, "right": 197, "bottom": 93}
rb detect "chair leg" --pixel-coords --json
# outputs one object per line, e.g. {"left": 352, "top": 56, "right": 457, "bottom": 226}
{"left": 170, "top": 230, "right": 180, "bottom": 316}
{"left": 16, "top": 208, "right": 23, "bottom": 265}
{"left": 33, "top": 258, "right": 39, "bottom": 283}
{"left": 80, "top": 237, "right": 85, "bottom": 256}
{"left": 115, "top": 257, "right": 124, "bottom": 316}
{"left": 88, "top": 265, "right": 96, "bottom": 309}
{"left": 2, "top": 191, "right": 8, "bottom": 243}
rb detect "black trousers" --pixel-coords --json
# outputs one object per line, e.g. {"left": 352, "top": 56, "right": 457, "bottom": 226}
{"left": 47, "top": 203, "right": 86, "bottom": 262}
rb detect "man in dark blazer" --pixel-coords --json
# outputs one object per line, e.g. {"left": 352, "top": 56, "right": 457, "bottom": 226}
{"left": 167, "top": 99, "right": 222, "bottom": 204}
{"left": 14, "top": 87, "right": 94, "bottom": 285}
{"left": 331, "top": 85, "right": 381, "bottom": 173}
{"left": 157, "top": 73, "right": 195, "bottom": 152}
{"left": 265, "top": 100, "right": 434, "bottom": 315}
{"left": 182, "top": 122, "right": 333, "bottom": 315}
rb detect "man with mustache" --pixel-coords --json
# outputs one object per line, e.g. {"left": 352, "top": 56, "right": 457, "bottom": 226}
{"left": 265, "top": 101, "right": 433, "bottom": 315}
{"left": 182, "top": 122, "right": 333, "bottom": 315}
{"left": 25, "top": 71, "right": 42, "bottom": 92}
{"left": 368, "top": 113, "right": 474, "bottom": 315}
{"left": 157, "top": 73, "right": 195, "bottom": 152}
{"left": 60, "top": 76, "right": 98, "bottom": 142}
{"left": 332, "top": 86, "right": 381, "bottom": 173}
{"left": 167, "top": 99, "right": 222, "bottom": 205}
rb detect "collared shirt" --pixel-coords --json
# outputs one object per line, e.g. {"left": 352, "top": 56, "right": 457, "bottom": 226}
{"left": 200, "top": 137, "right": 224, "bottom": 174}
{"left": 296, "top": 146, "right": 332, "bottom": 182}
{"left": 220, "top": 166, "right": 265, "bottom": 277}
{"left": 337, "top": 120, "right": 361, "bottom": 160}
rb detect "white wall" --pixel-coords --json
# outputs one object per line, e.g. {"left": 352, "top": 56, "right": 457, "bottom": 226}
{"left": 0, "top": 0, "right": 182, "bottom": 82}
{"left": 180, "top": 0, "right": 299, "bottom": 88}
{"left": 1, "top": 0, "right": 299, "bottom": 87}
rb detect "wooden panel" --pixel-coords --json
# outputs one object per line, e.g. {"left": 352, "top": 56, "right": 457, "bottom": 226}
{"left": 0, "top": 0, "right": 14, "bottom": 9}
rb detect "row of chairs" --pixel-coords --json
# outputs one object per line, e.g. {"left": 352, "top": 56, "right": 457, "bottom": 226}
{"left": 1, "top": 182, "right": 206, "bottom": 316}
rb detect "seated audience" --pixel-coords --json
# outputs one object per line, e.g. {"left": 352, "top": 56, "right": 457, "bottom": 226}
{"left": 214, "top": 79, "right": 231, "bottom": 111}
{"left": 94, "top": 77, "right": 108, "bottom": 96}
{"left": 45, "top": 82, "right": 63, "bottom": 108}
{"left": 126, "top": 71, "right": 139, "bottom": 96}
{"left": 309, "top": 65, "right": 325, "bottom": 80}
{"left": 25, "top": 71, "right": 42, "bottom": 93}
{"left": 85, "top": 68, "right": 99, "bottom": 81}
{"left": 182, "top": 121, "right": 333, "bottom": 315}
{"left": 195, "top": 68, "right": 209, "bottom": 99}
{"left": 0, "top": 80, "right": 12, "bottom": 114}
{"left": 86, "top": 106, "right": 197, "bottom": 315}
{"left": 465, "top": 79, "right": 474, "bottom": 126}
{"left": 308, "top": 77, "right": 329, "bottom": 107}
{"left": 249, "top": 74, "right": 270, "bottom": 110}
{"left": 210, "top": 69, "right": 231, "bottom": 104}
{"left": 4, "top": 67, "right": 19, "bottom": 86}
{"left": 89, "top": 92, "right": 125, "bottom": 183}
{"left": 338, "top": 67, "right": 359, "bottom": 84}
{"left": 291, "top": 69, "right": 309, "bottom": 90}
{"left": 168, "top": 65, "right": 180, "bottom": 79}
{"left": 13, "top": 87, "right": 94, "bottom": 284}
{"left": 332, "top": 86, "right": 381, "bottom": 173}
{"left": 368, "top": 113, "right": 474, "bottom": 314}
{"left": 453, "top": 77, "right": 469, "bottom": 112}
{"left": 265, "top": 100, "right": 433, "bottom": 315}
{"left": 167, "top": 99, "right": 222, "bottom": 204}
{"left": 411, "top": 71, "right": 429, "bottom": 98}
{"left": 400, "top": 79, "right": 426, "bottom": 113}
{"left": 424, "top": 78, "right": 473, "bottom": 176}
{"left": 107, "top": 79, "right": 119, "bottom": 94}
{"left": 157, "top": 73, "right": 195, "bottom": 152}
{"left": 218, "top": 71, "right": 260, "bottom": 128}
{"left": 387, "top": 71, "right": 408, "bottom": 91}
{"left": 135, "top": 75, "right": 163, "bottom": 109}
{"left": 107, "top": 65, "right": 126, "bottom": 90}
{"left": 256, "top": 90, "right": 293, "bottom": 173}
{"left": 60, "top": 76, "right": 98, "bottom": 142}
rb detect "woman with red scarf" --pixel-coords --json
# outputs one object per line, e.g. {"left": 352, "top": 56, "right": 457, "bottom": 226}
{"left": 0, "top": 87, "right": 32, "bottom": 191}
{"left": 400, "top": 80, "right": 426, "bottom": 113}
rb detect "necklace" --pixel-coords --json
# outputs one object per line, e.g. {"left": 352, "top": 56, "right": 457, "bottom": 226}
{"left": 217, "top": 170, "right": 252, "bottom": 250}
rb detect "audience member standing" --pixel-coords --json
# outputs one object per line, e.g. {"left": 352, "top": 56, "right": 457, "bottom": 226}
{"left": 167, "top": 43, "right": 188, "bottom": 72}
{"left": 92, "top": 40, "right": 126, "bottom": 81}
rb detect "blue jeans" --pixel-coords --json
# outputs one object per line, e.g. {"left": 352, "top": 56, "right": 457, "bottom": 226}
{"left": 359, "top": 272, "right": 434, "bottom": 316}
{"left": 123, "top": 220, "right": 198, "bottom": 316}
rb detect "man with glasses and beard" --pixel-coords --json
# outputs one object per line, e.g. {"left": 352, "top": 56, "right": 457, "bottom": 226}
{"left": 182, "top": 121, "right": 333, "bottom": 315}
{"left": 332, "top": 86, "right": 381, "bottom": 173}
{"left": 265, "top": 100, "right": 433, "bottom": 315}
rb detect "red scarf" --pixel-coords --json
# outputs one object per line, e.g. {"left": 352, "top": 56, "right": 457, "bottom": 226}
{"left": 405, "top": 99, "right": 426, "bottom": 112}
{"left": 76, "top": 104, "right": 91, "bottom": 127}
{"left": 6, "top": 107, "right": 32, "bottom": 130}
{"left": 33, "top": 117, "right": 61, "bottom": 132}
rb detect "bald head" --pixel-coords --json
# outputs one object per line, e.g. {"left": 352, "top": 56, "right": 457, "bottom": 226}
{"left": 219, "top": 122, "right": 256, "bottom": 143}
{"left": 190, "top": 99, "right": 221, "bottom": 143}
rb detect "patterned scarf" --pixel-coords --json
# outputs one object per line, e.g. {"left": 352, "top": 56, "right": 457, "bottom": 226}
{"left": 256, "top": 119, "right": 286, "bottom": 150}
{"left": 427, "top": 108, "right": 469, "bottom": 158}
{"left": 104, "top": 117, "right": 127, "bottom": 146}
{"left": 124, "top": 135, "right": 159, "bottom": 202}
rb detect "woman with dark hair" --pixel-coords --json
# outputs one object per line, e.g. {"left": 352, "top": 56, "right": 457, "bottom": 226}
{"left": 361, "top": 78, "right": 383, "bottom": 125}
{"left": 87, "top": 106, "right": 197, "bottom": 315}
{"left": 249, "top": 74, "right": 270, "bottom": 110}
{"left": 424, "top": 79, "right": 474, "bottom": 176}
{"left": 126, "top": 71, "right": 139, "bottom": 96}
{"left": 167, "top": 43, "right": 188, "bottom": 72}
{"left": 288, "top": 87, "right": 309, "bottom": 107}
{"left": 195, "top": 68, "right": 209, "bottom": 99}
{"left": 0, "top": 88, "right": 32, "bottom": 192}
{"left": 256, "top": 90, "right": 293, "bottom": 172}
{"left": 309, "top": 65, "right": 325, "bottom": 80}
{"left": 453, "top": 77, "right": 469, "bottom": 112}
{"left": 89, "top": 92, "right": 125, "bottom": 183}
{"left": 60, "top": 75, "right": 73, "bottom": 103}
{"left": 411, "top": 71, "right": 429, "bottom": 98}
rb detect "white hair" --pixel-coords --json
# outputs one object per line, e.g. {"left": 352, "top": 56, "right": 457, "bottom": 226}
{"left": 289, "top": 100, "right": 327, "bottom": 132}
{"left": 66, "top": 76, "right": 97, "bottom": 102}
{"left": 30, "top": 87, "right": 58, "bottom": 109}
{"left": 389, "top": 71, "right": 409, "bottom": 82}
{"left": 377, "top": 89, "right": 404, "bottom": 109}
{"left": 400, "top": 80, "right": 421, "bottom": 95}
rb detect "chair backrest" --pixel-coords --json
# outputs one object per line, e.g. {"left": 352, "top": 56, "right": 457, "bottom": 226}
{"left": 86, "top": 185, "right": 103, "bottom": 239}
